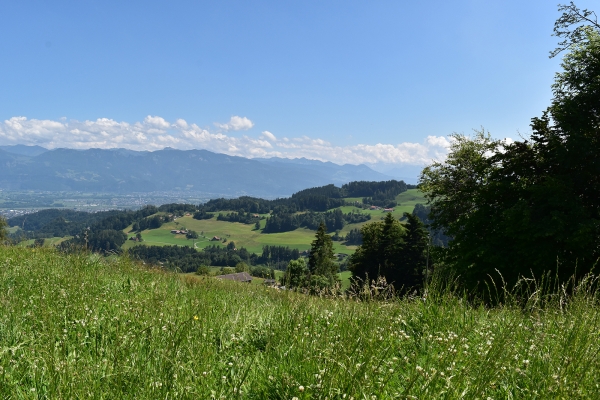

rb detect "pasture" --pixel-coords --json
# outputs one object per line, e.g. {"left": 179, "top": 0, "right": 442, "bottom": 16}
{"left": 123, "top": 189, "right": 426, "bottom": 255}
{"left": 125, "top": 217, "right": 355, "bottom": 255}
{"left": 1, "top": 246, "right": 598, "bottom": 398}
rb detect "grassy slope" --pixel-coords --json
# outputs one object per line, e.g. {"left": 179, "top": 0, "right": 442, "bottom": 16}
{"left": 123, "top": 189, "right": 426, "bottom": 255}
{"left": 1, "top": 246, "right": 598, "bottom": 398}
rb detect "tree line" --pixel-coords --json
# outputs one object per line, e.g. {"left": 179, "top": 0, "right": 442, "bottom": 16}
{"left": 127, "top": 242, "right": 302, "bottom": 273}
{"left": 263, "top": 209, "right": 370, "bottom": 233}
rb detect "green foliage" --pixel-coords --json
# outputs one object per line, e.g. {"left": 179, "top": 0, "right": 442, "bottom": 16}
{"left": 249, "top": 265, "right": 275, "bottom": 279}
{"left": 201, "top": 180, "right": 409, "bottom": 216}
{"left": 192, "top": 210, "right": 214, "bottom": 220}
{"left": 235, "top": 262, "right": 250, "bottom": 273}
{"left": 344, "top": 228, "right": 362, "bottom": 245}
{"left": 550, "top": 2, "right": 600, "bottom": 58}
{"left": 0, "top": 217, "right": 7, "bottom": 243}
{"left": 128, "top": 244, "right": 257, "bottom": 272}
{"left": 185, "top": 230, "right": 198, "bottom": 239}
{"left": 157, "top": 203, "right": 197, "bottom": 215}
{"left": 308, "top": 222, "right": 338, "bottom": 285}
{"left": 263, "top": 208, "right": 370, "bottom": 233}
{"left": 401, "top": 212, "right": 429, "bottom": 283}
{"left": 258, "top": 245, "right": 300, "bottom": 268}
{"left": 217, "top": 211, "right": 260, "bottom": 224}
{"left": 219, "top": 267, "right": 235, "bottom": 275}
{"left": 411, "top": 203, "right": 449, "bottom": 247}
{"left": 421, "top": 12, "right": 600, "bottom": 292}
{"left": 195, "top": 265, "right": 211, "bottom": 275}
{"left": 283, "top": 258, "right": 309, "bottom": 288}
{"left": 342, "top": 180, "right": 408, "bottom": 198}
{"left": 350, "top": 213, "right": 426, "bottom": 294}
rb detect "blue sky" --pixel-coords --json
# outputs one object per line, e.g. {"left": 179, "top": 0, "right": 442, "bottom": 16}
{"left": 0, "top": 0, "right": 594, "bottom": 177}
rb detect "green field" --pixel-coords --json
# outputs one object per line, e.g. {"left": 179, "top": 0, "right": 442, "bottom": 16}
{"left": 124, "top": 217, "right": 356, "bottom": 254}
{"left": 123, "top": 189, "right": 426, "bottom": 256}
{"left": 1, "top": 245, "right": 598, "bottom": 398}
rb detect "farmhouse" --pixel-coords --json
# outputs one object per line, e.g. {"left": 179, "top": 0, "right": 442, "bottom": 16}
{"left": 216, "top": 272, "right": 253, "bottom": 283}
{"left": 211, "top": 236, "right": 221, "bottom": 241}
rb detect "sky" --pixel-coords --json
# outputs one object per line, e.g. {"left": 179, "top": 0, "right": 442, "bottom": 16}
{"left": 0, "top": 0, "right": 595, "bottom": 178}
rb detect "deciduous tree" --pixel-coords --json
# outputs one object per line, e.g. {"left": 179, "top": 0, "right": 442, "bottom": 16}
{"left": 420, "top": 3, "right": 600, "bottom": 291}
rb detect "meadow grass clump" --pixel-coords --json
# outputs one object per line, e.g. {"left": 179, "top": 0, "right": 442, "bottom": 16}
{"left": 1, "top": 246, "right": 599, "bottom": 398}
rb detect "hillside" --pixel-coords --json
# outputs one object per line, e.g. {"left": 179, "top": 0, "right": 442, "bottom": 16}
{"left": 122, "top": 189, "right": 426, "bottom": 254}
{"left": 7, "top": 185, "right": 427, "bottom": 274}
{"left": 0, "top": 246, "right": 598, "bottom": 398}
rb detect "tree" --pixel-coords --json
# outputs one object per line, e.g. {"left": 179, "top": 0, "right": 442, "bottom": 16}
{"left": 308, "top": 221, "right": 338, "bottom": 285}
{"left": 420, "top": 4, "right": 600, "bottom": 291}
{"left": 349, "top": 213, "right": 424, "bottom": 293}
{"left": 220, "top": 267, "right": 235, "bottom": 275}
{"left": 135, "top": 232, "right": 143, "bottom": 242}
{"left": 235, "top": 262, "right": 249, "bottom": 273}
{"left": 195, "top": 265, "right": 211, "bottom": 276}
{"left": 186, "top": 230, "right": 198, "bottom": 239}
{"left": 399, "top": 213, "right": 428, "bottom": 288}
{"left": 0, "top": 217, "right": 7, "bottom": 244}
{"left": 283, "top": 258, "right": 309, "bottom": 288}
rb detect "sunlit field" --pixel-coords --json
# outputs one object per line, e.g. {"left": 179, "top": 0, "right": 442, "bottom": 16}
{"left": 1, "top": 245, "right": 599, "bottom": 398}
{"left": 121, "top": 189, "right": 426, "bottom": 256}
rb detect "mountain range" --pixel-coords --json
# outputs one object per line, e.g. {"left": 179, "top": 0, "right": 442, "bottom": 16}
{"left": 0, "top": 145, "right": 394, "bottom": 197}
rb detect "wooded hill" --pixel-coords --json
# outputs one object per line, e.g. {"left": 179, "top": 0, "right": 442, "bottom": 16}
{"left": 7, "top": 180, "right": 425, "bottom": 272}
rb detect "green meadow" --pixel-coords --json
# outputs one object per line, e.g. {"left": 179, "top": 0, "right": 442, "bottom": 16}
{"left": 122, "top": 189, "right": 426, "bottom": 256}
{"left": 1, "top": 245, "right": 599, "bottom": 398}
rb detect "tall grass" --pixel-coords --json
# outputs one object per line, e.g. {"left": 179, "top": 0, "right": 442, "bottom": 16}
{"left": 1, "top": 246, "right": 599, "bottom": 398}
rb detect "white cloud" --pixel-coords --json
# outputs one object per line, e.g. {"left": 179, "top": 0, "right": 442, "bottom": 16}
{"left": 144, "top": 115, "right": 170, "bottom": 129}
{"left": 261, "top": 130, "right": 276, "bottom": 141}
{"left": 215, "top": 116, "right": 254, "bottom": 131}
{"left": 174, "top": 119, "right": 188, "bottom": 129}
{"left": 0, "top": 115, "right": 450, "bottom": 167}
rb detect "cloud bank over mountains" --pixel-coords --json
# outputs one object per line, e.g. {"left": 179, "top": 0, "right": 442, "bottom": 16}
{"left": 0, "top": 115, "right": 450, "bottom": 167}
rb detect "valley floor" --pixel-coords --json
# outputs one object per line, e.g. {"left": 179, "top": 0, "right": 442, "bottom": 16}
{"left": 0, "top": 246, "right": 598, "bottom": 398}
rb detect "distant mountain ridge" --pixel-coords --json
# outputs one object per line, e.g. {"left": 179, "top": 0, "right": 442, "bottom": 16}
{"left": 0, "top": 147, "right": 393, "bottom": 197}
{"left": 0, "top": 144, "right": 48, "bottom": 157}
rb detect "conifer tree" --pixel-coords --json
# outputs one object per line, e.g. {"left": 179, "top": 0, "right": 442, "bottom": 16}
{"left": 0, "top": 217, "right": 7, "bottom": 243}
{"left": 308, "top": 221, "right": 338, "bottom": 284}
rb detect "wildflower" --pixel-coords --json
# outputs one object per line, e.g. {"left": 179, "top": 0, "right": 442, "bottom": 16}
{"left": 299, "top": 385, "right": 305, "bottom": 392}
{"left": 193, "top": 315, "right": 199, "bottom": 321}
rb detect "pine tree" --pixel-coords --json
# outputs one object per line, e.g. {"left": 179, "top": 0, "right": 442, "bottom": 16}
{"left": 308, "top": 221, "right": 338, "bottom": 284}
{"left": 398, "top": 212, "right": 428, "bottom": 289}
{"left": 349, "top": 213, "right": 426, "bottom": 294}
